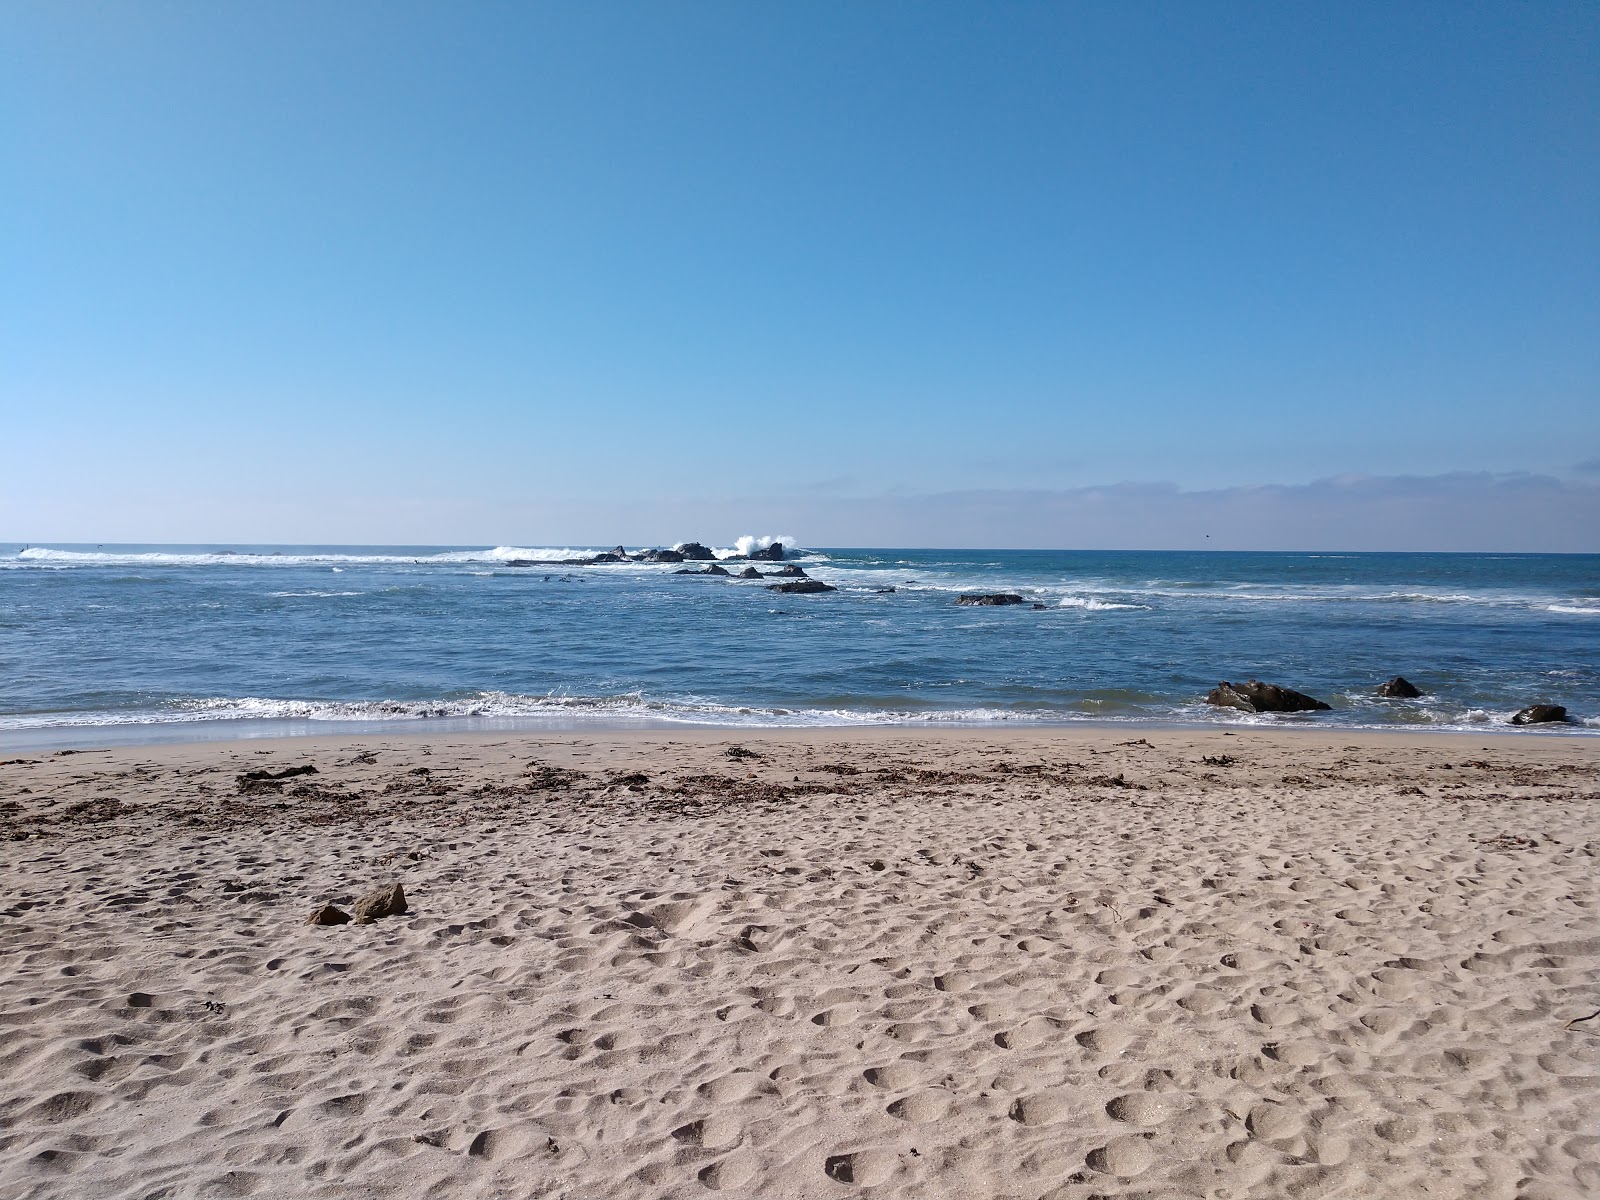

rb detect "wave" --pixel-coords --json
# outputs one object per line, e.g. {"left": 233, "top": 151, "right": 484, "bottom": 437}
{"left": 3, "top": 690, "right": 1590, "bottom": 737}
{"left": 1548, "top": 604, "right": 1600, "bottom": 615}
{"left": 1056, "top": 595, "right": 1150, "bottom": 611}
{"left": 0, "top": 691, "right": 1065, "bottom": 732}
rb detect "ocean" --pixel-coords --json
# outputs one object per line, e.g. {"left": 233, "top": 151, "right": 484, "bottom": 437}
{"left": 2, "top": 542, "right": 1596, "bottom": 747}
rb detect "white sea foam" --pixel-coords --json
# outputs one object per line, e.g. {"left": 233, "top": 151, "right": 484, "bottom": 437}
{"left": 1056, "top": 596, "right": 1150, "bottom": 611}
{"left": 1547, "top": 604, "right": 1600, "bottom": 615}
{"left": 9, "top": 546, "right": 649, "bottom": 569}
{"left": 738, "top": 534, "right": 795, "bottom": 556}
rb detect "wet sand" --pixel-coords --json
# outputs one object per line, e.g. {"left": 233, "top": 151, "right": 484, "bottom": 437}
{"left": 2, "top": 726, "right": 1597, "bottom": 1199}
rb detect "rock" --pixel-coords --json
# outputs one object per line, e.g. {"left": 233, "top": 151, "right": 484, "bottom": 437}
{"left": 1206, "top": 679, "right": 1331, "bottom": 713}
{"left": 1377, "top": 676, "right": 1422, "bottom": 698}
{"left": 1511, "top": 704, "right": 1568, "bottom": 725}
{"left": 352, "top": 882, "right": 407, "bottom": 924}
{"left": 738, "top": 567, "right": 763, "bottom": 579}
{"left": 704, "top": 564, "right": 731, "bottom": 576}
{"left": 639, "top": 548, "right": 685, "bottom": 563}
{"left": 1031, "top": 603, "right": 1048, "bottom": 610}
{"left": 871, "top": 587, "right": 896, "bottom": 594}
{"left": 591, "top": 552, "right": 628, "bottom": 563}
{"left": 676, "top": 542, "right": 716, "bottom": 560}
{"left": 956, "top": 593, "right": 1025, "bottom": 606}
{"left": 750, "top": 542, "right": 786, "bottom": 561}
{"left": 766, "top": 580, "right": 837, "bottom": 594}
{"left": 306, "top": 904, "right": 351, "bottom": 926}
{"left": 769, "top": 565, "right": 807, "bottom": 577}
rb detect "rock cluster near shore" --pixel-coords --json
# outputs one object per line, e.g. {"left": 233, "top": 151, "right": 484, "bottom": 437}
{"left": 496, "top": 543, "right": 1579, "bottom": 724}
{"left": 505, "top": 541, "right": 790, "bottom": 568}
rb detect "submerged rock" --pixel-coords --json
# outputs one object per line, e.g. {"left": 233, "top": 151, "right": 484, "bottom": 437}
{"left": 353, "top": 882, "right": 408, "bottom": 924}
{"left": 1377, "top": 676, "right": 1422, "bottom": 698}
{"left": 766, "top": 579, "right": 836, "bottom": 594}
{"left": 956, "top": 593, "right": 1026, "bottom": 606}
{"left": 1511, "top": 704, "right": 1568, "bottom": 725}
{"left": 1206, "top": 679, "right": 1331, "bottom": 713}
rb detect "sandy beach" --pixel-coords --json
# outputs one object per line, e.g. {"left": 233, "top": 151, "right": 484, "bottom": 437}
{"left": 2, "top": 726, "right": 1596, "bottom": 1199}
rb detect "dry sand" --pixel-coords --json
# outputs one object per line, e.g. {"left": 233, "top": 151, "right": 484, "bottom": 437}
{"left": 2, "top": 726, "right": 1597, "bottom": 1199}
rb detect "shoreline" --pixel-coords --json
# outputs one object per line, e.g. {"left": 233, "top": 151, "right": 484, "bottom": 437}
{"left": 4, "top": 725, "right": 1596, "bottom": 1198}
{"left": 2, "top": 710, "right": 1596, "bottom": 754}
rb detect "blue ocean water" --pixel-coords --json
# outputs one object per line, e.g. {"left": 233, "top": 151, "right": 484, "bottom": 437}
{"left": 2, "top": 542, "right": 1596, "bottom": 745}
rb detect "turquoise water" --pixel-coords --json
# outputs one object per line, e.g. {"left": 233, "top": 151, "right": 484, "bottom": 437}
{"left": 2, "top": 543, "right": 1596, "bottom": 745}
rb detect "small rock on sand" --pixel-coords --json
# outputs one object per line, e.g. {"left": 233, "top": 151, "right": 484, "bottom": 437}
{"left": 352, "top": 882, "right": 408, "bottom": 924}
{"left": 306, "top": 904, "right": 351, "bottom": 926}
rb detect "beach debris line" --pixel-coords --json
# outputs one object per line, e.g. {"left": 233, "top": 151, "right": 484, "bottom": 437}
{"left": 1512, "top": 704, "right": 1569, "bottom": 725}
{"left": 236, "top": 764, "right": 319, "bottom": 793}
{"left": 1206, "top": 679, "right": 1332, "bottom": 713}
{"left": 1473, "top": 833, "right": 1538, "bottom": 852}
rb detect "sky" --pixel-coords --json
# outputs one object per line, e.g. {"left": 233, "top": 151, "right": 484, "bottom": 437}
{"left": 3, "top": 2, "right": 1597, "bottom": 550}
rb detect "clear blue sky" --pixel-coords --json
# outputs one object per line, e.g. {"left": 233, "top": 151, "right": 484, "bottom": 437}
{"left": 4, "top": 2, "right": 1597, "bottom": 549}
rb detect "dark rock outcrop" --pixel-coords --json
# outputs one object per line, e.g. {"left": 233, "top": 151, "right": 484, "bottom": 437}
{"left": 352, "top": 882, "right": 407, "bottom": 925}
{"left": 766, "top": 580, "right": 837, "bottom": 594}
{"left": 956, "top": 594, "right": 1025, "bottom": 606}
{"left": 306, "top": 904, "right": 351, "bottom": 926}
{"left": 704, "top": 564, "right": 731, "bottom": 576}
{"left": 1511, "top": 704, "right": 1568, "bottom": 725}
{"left": 637, "top": 548, "right": 685, "bottom": 563}
{"left": 677, "top": 542, "right": 716, "bottom": 561}
{"left": 750, "top": 542, "right": 786, "bottom": 561}
{"left": 1377, "top": 676, "right": 1422, "bottom": 698}
{"left": 738, "top": 567, "right": 763, "bottom": 579}
{"left": 1206, "top": 679, "right": 1331, "bottom": 713}
{"left": 768, "top": 565, "right": 807, "bottom": 577}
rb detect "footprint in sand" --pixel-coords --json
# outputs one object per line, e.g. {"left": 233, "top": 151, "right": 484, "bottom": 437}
{"left": 673, "top": 1114, "right": 742, "bottom": 1149}
{"left": 1008, "top": 1091, "right": 1075, "bottom": 1127}
{"left": 1086, "top": 1136, "right": 1155, "bottom": 1177}
{"left": 1106, "top": 1092, "right": 1185, "bottom": 1125}
{"left": 886, "top": 1090, "right": 951, "bottom": 1122}
{"left": 699, "top": 1152, "right": 756, "bottom": 1191}
{"left": 824, "top": 1150, "right": 896, "bottom": 1185}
